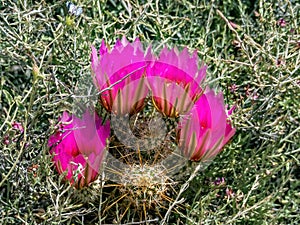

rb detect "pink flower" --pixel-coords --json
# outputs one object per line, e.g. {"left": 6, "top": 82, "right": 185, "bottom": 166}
{"left": 3, "top": 135, "right": 10, "bottom": 145}
{"left": 226, "top": 187, "right": 235, "bottom": 198}
{"left": 177, "top": 89, "right": 235, "bottom": 161}
{"left": 214, "top": 177, "right": 226, "bottom": 186}
{"left": 48, "top": 110, "right": 110, "bottom": 189}
{"left": 12, "top": 121, "right": 24, "bottom": 133}
{"left": 146, "top": 46, "right": 206, "bottom": 117}
{"left": 91, "top": 37, "right": 150, "bottom": 115}
{"left": 277, "top": 18, "right": 287, "bottom": 27}
{"left": 229, "top": 84, "right": 238, "bottom": 93}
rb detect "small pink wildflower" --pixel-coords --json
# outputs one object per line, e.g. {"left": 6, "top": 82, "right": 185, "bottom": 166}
{"left": 226, "top": 187, "right": 235, "bottom": 198}
{"left": 229, "top": 84, "right": 238, "bottom": 93}
{"left": 12, "top": 121, "right": 24, "bottom": 133}
{"left": 277, "top": 18, "right": 287, "bottom": 27}
{"left": 214, "top": 177, "right": 226, "bottom": 186}
{"left": 3, "top": 135, "right": 10, "bottom": 145}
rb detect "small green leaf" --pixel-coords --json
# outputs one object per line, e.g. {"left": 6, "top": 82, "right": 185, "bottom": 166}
{"left": 3, "top": 90, "right": 14, "bottom": 105}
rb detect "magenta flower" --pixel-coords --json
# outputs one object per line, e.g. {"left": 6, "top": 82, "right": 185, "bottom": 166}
{"left": 12, "top": 121, "right": 24, "bottom": 133}
{"left": 277, "top": 18, "right": 287, "bottom": 27}
{"left": 48, "top": 110, "right": 110, "bottom": 189}
{"left": 3, "top": 135, "right": 10, "bottom": 145}
{"left": 91, "top": 37, "right": 150, "bottom": 115}
{"left": 146, "top": 46, "right": 206, "bottom": 117}
{"left": 177, "top": 89, "right": 235, "bottom": 161}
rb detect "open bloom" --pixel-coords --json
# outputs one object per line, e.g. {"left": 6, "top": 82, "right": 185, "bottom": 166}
{"left": 146, "top": 47, "right": 206, "bottom": 117}
{"left": 177, "top": 89, "right": 235, "bottom": 161}
{"left": 48, "top": 110, "right": 110, "bottom": 189}
{"left": 91, "top": 37, "right": 150, "bottom": 115}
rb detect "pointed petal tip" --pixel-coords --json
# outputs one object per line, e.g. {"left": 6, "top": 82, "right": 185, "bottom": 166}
{"left": 91, "top": 45, "right": 97, "bottom": 56}
{"left": 227, "top": 105, "right": 236, "bottom": 116}
{"left": 134, "top": 37, "right": 140, "bottom": 42}
{"left": 121, "top": 36, "right": 129, "bottom": 45}
{"left": 61, "top": 111, "right": 72, "bottom": 122}
{"left": 99, "top": 40, "right": 108, "bottom": 55}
